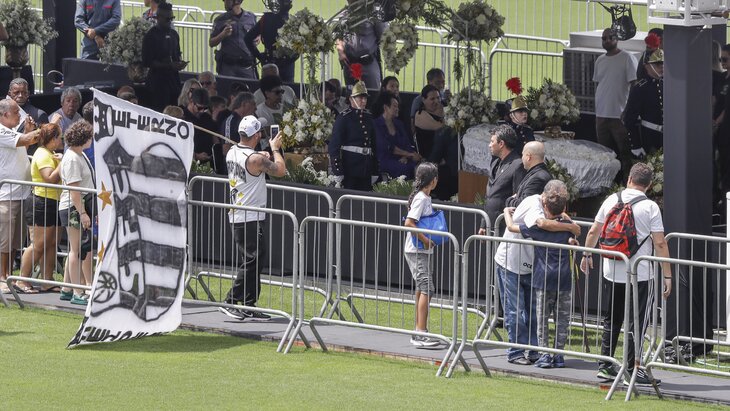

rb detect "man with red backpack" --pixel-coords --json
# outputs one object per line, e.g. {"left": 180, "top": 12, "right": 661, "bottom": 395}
{"left": 580, "top": 162, "right": 672, "bottom": 386}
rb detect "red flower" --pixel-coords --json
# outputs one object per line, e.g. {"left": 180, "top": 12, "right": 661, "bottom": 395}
{"left": 505, "top": 77, "right": 522, "bottom": 95}
{"left": 350, "top": 63, "right": 363, "bottom": 81}
{"left": 645, "top": 33, "right": 661, "bottom": 50}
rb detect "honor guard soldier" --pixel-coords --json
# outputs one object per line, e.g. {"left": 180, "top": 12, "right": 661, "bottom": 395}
{"left": 500, "top": 94, "right": 535, "bottom": 155}
{"left": 623, "top": 49, "right": 664, "bottom": 157}
{"left": 329, "top": 78, "right": 378, "bottom": 191}
{"left": 210, "top": 0, "right": 258, "bottom": 79}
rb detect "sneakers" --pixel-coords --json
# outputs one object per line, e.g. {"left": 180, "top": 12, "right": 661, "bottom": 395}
{"left": 508, "top": 356, "right": 532, "bottom": 366}
{"left": 60, "top": 290, "right": 73, "bottom": 301}
{"left": 624, "top": 368, "right": 661, "bottom": 386}
{"left": 552, "top": 354, "right": 565, "bottom": 368}
{"left": 410, "top": 332, "right": 441, "bottom": 349}
{"left": 533, "top": 353, "right": 553, "bottom": 368}
{"left": 218, "top": 306, "right": 250, "bottom": 320}
{"left": 218, "top": 304, "right": 272, "bottom": 321}
{"left": 70, "top": 294, "right": 88, "bottom": 306}
{"left": 597, "top": 364, "right": 619, "bottom": 381}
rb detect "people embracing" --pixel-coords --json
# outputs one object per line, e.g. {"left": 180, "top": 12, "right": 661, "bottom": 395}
{"left": 493, "top": 180, "right": 580, "bottom": 366}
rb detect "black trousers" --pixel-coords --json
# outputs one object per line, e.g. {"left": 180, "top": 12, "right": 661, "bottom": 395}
{"left": 343, "top": 176, "right": 372, "bottom": 191}
{"left": 226, "top": 220, "right": 266, "bottom": 306}
{"left": 599, "top": 280, "right": 653, "bottom": 369}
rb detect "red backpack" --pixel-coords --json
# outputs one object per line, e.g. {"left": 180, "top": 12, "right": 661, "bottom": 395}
{"left": 598, "top": 191, "right": 649, "bottom": 259}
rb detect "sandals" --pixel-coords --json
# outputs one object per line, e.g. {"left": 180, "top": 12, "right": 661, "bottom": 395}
{"left": 40, "top": 286, "right": 62, "bottom": 293}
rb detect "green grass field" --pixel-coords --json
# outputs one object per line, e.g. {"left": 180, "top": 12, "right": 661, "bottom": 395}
{"left": 1, "top": 306, "right": 723, "bottom": 410}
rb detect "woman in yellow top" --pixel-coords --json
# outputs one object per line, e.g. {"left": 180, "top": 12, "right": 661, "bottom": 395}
{"left": 16, "top": 123, "right": 63, "bottom": 293}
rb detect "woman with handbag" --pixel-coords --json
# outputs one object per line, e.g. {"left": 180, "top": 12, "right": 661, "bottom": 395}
{"left": 58, "top": 121, "right": 95, "bottom": 305}
{"left": 17, "top": 123, "right": 63, "bottom": 293}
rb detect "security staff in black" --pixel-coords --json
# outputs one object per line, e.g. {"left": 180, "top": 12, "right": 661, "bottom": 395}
{"left": 244, "top": 0, "right": 297, "bottom": 83}
{"left": 329, "top": 81, "right": 378, "bottom": 191}
{"left": 141, "top": 3, "right": 186, "bottom": 112}
{"left": 209, "top": 0, "right": 257, "bottom": 79}
{"left": 499, "top": 95, "right": 534, "bottom": 155}
{"left": 623, "top": 49, "right": 663, "bottom": 156}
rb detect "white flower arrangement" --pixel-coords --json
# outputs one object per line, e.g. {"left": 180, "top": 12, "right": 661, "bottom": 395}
{"left": 524, "top": 78, "right": 581, "bottom": 129}
{"left": 443, "top": 88, "right": 499, "bottom": 133}
{"left": 0, "top": 0, "right": 58, "bottom": 48}
{"left": 394, "top": 0, "right": 429, "bottom": 21}
{"left": 275, "top": 8, "right": 334, "bottom": 57}
{"left": 99, "top": 17, "right": 154, "bottom": 66}
{"left": 448, "top": 1, "right": 504, "bottom": 43}
{"left": 279, "top": 97, "right": 334, "bottom": 149}
{"left": 381, "top": 21, "right": 419, "bottom": 74}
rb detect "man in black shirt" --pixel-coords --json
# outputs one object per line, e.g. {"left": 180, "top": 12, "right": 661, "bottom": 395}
{"left": 142, "top": 3, "right": 187, "bottom": 112}
{"left": 244, "top": 0, "right": 297, "bottom": 83}
{"left": 183, "top": 88, "right": 219, "bottom": 166}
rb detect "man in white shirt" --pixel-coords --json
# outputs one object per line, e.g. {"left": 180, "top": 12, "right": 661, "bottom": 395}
{"left": 493, "top": 180, "right": 579, "bottom": 365}
{"left": 593, "top": 28, "right": 637, "bottom": 182}
{"left": 0, "top": 99, "right": 40, "bottom": 293}
{"left": 581, "top": 162, "right": 672, "bottom": 385}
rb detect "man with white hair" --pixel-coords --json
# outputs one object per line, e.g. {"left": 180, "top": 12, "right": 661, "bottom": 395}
{"left": 0, "top": 99, "right": 40, "bottom": 294}
{"left": 253, "top": 64, "right": 296, "bottom": 106}
{"left": 198, "top": 71, "right": 218, "bottom": 97}
{"left": 219, "top": 115, "right": 286, "bottom": 320}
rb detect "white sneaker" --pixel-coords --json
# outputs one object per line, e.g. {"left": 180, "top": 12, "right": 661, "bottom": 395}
{"left": 410, "top": 335, "right": 425, "bottom": 347}
{"left": 418, "top": 336, "right": 441, "bottom": 349}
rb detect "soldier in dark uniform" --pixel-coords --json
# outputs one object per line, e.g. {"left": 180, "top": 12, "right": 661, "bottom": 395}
{"left": 209, "top": 0, "right": 258, "bottom": 79}
{"left": 623, "top": 49, "right": 663, "bottom": 156}
{"left": 329, "top": 80, "right": 378, "bottom": 191}
{"left": 142, "top": 3, "right": 186, "bottom": 112}
{"left": 244, "top": 0, "right": 297, "bottom": 83}
{"left": 499, "top": 95, "right": 534, "bottom": 155}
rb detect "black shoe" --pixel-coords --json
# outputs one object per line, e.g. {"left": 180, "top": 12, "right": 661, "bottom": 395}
{"left": 624, "top": 368, "right": 661, "bottom": 386}
{"left": 218, "top": 306, "right": 250, "bottom": 320}
{"left": 246, "top": 310, "right": 271, "bottom": 321}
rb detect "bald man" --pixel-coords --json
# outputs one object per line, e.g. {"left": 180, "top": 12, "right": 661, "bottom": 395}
{"left": 506, "top": 141, "right": 552, "bottom": 207}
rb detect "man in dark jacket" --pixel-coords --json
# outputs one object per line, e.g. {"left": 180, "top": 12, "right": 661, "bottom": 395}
{"left": 506, "top": 141, "right": 551, "bottom": 208}
{"left": 480, "top": 125, "right": 526, "bottom": 234}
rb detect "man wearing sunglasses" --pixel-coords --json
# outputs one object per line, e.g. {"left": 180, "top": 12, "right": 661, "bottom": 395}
{"left": 183, "top": 88, "right": 219, "bottom": 165}
{"left": 255, "top": 75, "right": 287, "bottom": 149}
{"left": 142, "top": 3, "right": 187, "bottom": 111}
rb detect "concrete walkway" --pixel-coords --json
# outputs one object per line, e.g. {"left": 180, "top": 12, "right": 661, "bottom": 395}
{"left": 6, "top": 292, "right": 730, "bottom": 406}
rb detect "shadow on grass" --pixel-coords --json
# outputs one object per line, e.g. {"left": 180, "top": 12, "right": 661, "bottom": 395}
{"left": 0, "top": 330, "right": 28, "bottom": 337}
{"left": 72, "top": 332, "right": 255, "bottom": 353}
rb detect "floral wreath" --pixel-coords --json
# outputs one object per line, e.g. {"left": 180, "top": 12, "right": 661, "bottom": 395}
{"left": 275, "top": 8, "right": 334, "bottom": 57}
{"left": 448, "top": 1, "right": 504, "bottom": 43}
{"left": 443, "top": 88, "right": 499, "bottom": 133}
{"left": 381, "top": 21, "right": 419, "bottom": 74}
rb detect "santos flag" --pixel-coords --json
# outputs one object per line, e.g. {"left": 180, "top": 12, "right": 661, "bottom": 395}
{"left": 69, "top": 90, "right": 193, "bottom": 348}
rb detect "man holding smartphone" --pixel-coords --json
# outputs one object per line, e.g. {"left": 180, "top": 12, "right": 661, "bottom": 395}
{"left": 219, "top": 115, "right": 287, "bottom": 320}
{"left": 142, "top": 3, "right": 187, "bottom": 111}
{"left": 210, "top": 0, "right": 258, "bottom": 79}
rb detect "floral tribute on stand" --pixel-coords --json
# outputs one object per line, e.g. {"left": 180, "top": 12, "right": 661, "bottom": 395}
{"left": 275, "top": 8, "right": 335, "bottom": 152}
{"left": 524, "top": 78, "right": 581, "bottom": 137}
{"left": 444, "top": 88, "right": 499, "bottom": 133}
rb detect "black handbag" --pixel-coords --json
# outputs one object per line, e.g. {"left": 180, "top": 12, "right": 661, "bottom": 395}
{"left": 600, "top": 3, "right": 636, "bottom": 41}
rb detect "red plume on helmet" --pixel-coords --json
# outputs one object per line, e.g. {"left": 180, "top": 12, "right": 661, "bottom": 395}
{"left": 350, "top": 63, "right": 363, "bottom": 81}
{"left": 645, "top": 33, "right": 661, "bottom": 50}
{"left": 505, "top": 77, "right": 522, "bottom": 95}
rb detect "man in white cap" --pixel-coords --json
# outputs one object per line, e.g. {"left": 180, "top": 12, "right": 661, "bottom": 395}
{"left": 219, "top": 115, "right": 287, "bottom": 320}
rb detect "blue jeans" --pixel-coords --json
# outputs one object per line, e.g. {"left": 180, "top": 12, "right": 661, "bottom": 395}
{"left": 496, "top": 264, "right": 539, "bottom": 361}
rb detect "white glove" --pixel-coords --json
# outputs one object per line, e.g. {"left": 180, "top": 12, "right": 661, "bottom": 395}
{"left": 371, "top": 175, "right": 380, "bottom": 185}
{"left": 631, "top": 148, "right": 646, "bottom": 158}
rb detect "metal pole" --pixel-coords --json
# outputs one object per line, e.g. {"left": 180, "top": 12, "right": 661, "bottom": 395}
{"left": 727, "top": 191, "right": 730, "bottom": 343}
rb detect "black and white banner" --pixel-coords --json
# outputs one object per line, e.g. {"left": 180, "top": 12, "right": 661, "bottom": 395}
{"left": 69, "top": 90, "right": 193, "bottom": 348}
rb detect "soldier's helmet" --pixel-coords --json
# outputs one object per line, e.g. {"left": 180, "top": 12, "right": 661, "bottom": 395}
{"left": 508, "top": 95, "right": 528, "bottom": 112}
{"left": 351, "top": 80, "right": 369, "bottom": 97}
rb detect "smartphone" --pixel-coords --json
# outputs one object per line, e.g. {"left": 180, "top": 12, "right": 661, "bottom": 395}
{"left": 270, "top": 124, "right": 280, "bottom": 137}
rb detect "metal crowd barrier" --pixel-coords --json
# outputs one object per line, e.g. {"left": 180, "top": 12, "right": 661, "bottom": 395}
{"left": 334, "top": 194, "right": 490, "bottom": 334}
{"left": 299, "top": 215, "right": 467, "bottom": 376}
{"left": 186, "top": 196, "right": 306, "bottom": 353}
{"left": 468, "top": 233, "right": 637, "bottom": 400}
{"left": 0, "top": 179, "right": 99, "bottom": 308}
{"left": 626, "top": 235, "right": 730, "bottom": 400}
{"left": 185, "top": 176, "right": 336, "bottom": 319}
